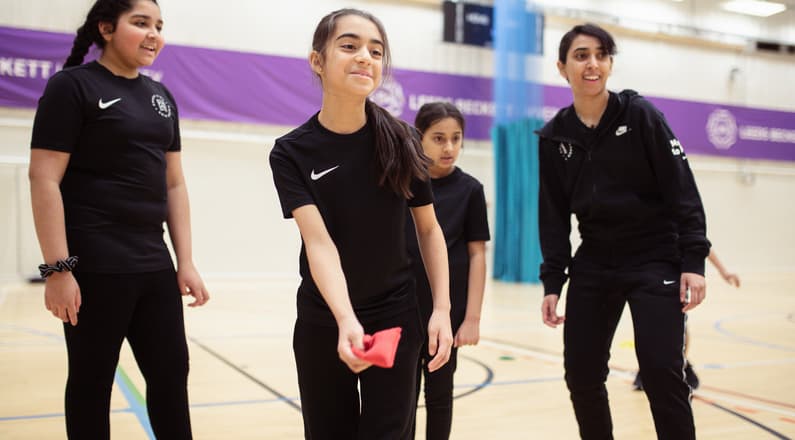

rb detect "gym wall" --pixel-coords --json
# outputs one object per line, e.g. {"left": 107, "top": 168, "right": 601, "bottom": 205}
{"left": 1, "top": 0, "right": 793, "bottom": 281}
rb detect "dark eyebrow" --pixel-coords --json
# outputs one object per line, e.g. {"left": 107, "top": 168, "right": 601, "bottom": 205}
{"left": 335, "top": 32, "right": 384, "bottom": 47}
{"left": 573, "top": 46, "right": 604, "bottom": 52}
{"left": 130, "top": 14, "right": 163, "bottom": 25}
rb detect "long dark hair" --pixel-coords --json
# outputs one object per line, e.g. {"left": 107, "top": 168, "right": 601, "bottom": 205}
{"left": 311, "top": 9, "right": 430, "bottom": 198}
{"left": 414, "top": 102, "right": 466, "bottom": 137}
{"left": 558, "top": 23, "right": 617, "bottom": 64}
{"left": 64, "top": 0, "right": 158, "bottom": 68}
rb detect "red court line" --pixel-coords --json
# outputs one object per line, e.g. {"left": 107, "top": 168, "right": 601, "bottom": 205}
{"left": 698, "top": 385, "right": 795, "bottom": 410}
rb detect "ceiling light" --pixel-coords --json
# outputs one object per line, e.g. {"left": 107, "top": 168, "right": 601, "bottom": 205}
{"left": 721, "top": 0, "right": 787, "bottom": 17}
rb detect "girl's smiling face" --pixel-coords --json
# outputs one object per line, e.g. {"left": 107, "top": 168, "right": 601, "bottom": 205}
{"left": 311, "top": 14, "right": 385, "bottom": 99}
{"left": 99, "top": 0, "right": 164, "bottom": 76}
{"left": 557, "top": 34, "right": 613, "bottom": 99}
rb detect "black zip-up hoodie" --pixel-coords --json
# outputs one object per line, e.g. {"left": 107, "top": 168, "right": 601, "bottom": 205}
{"left": 536, "top": 89, "right": 710, "bottom": 296}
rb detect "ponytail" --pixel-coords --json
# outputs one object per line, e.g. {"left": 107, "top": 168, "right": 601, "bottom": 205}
{"left": 366, "top": 99, "right": 431, "bottom": 198}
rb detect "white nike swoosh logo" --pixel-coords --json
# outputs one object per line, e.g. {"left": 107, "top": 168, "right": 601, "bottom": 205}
{"left": 98, "top": 98, "right": 122, "bottom": 109}
{"left": 663, "top": 280, "right": 676, "bottom": 285}
{"left": 310, "top": 165, "right": 340, "bottom": 181}
{"left": 615, "top": 126, "right": 629, "bottom": 136}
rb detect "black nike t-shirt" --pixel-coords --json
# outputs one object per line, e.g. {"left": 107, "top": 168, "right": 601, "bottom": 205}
{"left": 270, "top": 113, "right": 433, "bottom": 325}
{"left": 31, "top": 61, "right": 180, "bottom": 273}
{"left": 405, "top": 167, "right": 490, "bottom": 329}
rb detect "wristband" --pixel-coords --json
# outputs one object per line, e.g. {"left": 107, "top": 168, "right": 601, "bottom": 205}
{"left": 38, "top": 256, "right": 79, "bottom": 278}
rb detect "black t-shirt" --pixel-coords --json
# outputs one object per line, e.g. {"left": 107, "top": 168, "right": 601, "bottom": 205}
{"left": 405, "top": 167, "right": 490, "bottom": 330}
{"left": 31, "top": 61, "right": 180, "bottom": 273}
{"left": 270, "top": 113, "right": 434, "bottom": 326}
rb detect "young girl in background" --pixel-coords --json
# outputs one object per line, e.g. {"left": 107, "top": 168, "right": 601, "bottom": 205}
{"left": 269, "top": 9, "right": 453, "bottom": 439}
{"left": 29, "top": 0, "right": 209, "bottom": 438}
{"left": 407, "top": 102, "right": 490, "bottom": 439}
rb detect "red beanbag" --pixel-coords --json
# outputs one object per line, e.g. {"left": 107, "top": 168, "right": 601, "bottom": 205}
{"left": 351, "top": 327, "right": 402, "bottom": 368}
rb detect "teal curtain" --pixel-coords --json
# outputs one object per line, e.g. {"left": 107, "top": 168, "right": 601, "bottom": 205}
{"left": 492, "top": 0, "right": 544, "bottom": 283}
{"left": 492, "top": 118, "right": 544, "bottom": 282}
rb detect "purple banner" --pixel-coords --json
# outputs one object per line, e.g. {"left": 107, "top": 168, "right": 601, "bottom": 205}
{"left": 2, "top": 25, "right": 793, "bottom": 161}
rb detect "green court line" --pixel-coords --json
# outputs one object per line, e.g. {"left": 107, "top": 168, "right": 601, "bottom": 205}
{"left": 115, "top": 367, "right": 155, "bottom": 439}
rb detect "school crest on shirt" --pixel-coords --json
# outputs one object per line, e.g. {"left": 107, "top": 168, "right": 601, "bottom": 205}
{"left": 151, "top": 94, "right": 173, "bottom": 118}
{"left": 670, "top": 138, "right": 686, "bottom": 159}
{"left": 558, "top": 142, "right": 574, "bottom": 161}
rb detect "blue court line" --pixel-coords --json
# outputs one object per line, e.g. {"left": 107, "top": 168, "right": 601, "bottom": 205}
{"left": 1, "top": 375, "right": 564, "bottom": 422}
{"left": 0, "top": 412, "right": 67, "bottom": 422}
{"left": 457, "top": 375, "right": 562, "bottom": 388}
{"left": 0, "top": 408, "right": 134, "bottom": 422}
{"left": 115, "top": 367, "right": 155, "bottom": 439}
{"left": 714, "top": 314, "right": 795, "bottom": 353}
{"left": 0, "top": 324, "right": 64, "bottom": 342}
{"left": 190, "top": 397, "right": 301, "bottom": 408}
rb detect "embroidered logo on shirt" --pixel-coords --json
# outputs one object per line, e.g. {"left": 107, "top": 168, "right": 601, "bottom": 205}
{"left": 615, "top": 125, "right": 629, "bottom": 136}
{"left": 558, "top": 143, "right": 574, "bottom": 161}
{"left": 151, "top": 94, "right": 172, "bottom": 118}
{"left": 670, "top": 138, "right": 686, "bottom": 159}
{"left": 663, "top": 280, "right": 676, "bottom": 285}
{"left": 98, "top": 98, "right": 121, "bottom": 109}
{"left": 310, "top": 165, "right": 340, "bottom": 181}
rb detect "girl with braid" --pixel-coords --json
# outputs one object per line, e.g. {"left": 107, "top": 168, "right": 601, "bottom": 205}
{"left": 29, "top": 0, "right": 208, "bottom": 438}
{"left": 270, "top": 9, "right": 453, "bottom": 439}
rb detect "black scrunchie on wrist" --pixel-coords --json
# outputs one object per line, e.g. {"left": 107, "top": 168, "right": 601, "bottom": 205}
{"left": 38, "top": 256, "right": 79, "bottom": 278}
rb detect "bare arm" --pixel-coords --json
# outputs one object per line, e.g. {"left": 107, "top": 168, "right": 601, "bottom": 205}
{"left": 29, "top": 148, "right": 80, "bottom": 325}
{"left": 707, "top": 249, "right": 740, "bottom": 287}
{"left": 454, "top": 241, "right": 486, "bottom": 347}
{"left": 165, "top": 152, "right": 209, "bottom": 307}
{"left": 292, "top": 204, "right": 371, "bottom": 373}
{"left": 410, "top": 204, "right": 453, "bottom": 372}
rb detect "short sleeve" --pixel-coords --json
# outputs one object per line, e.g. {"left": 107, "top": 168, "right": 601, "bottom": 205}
{"left": 465, "top": 183, "right": 490, "bottom": 242}
{"left": 269, "top": 142, "right": 315, "bottom": 218}
{"left": 31, "top": 71, "right": 83, "bottom": 152}
{"left": 162, "top": 85, "right": 181, "bottom": 152}
{"left": 407, "top": 176, "right": 433, "bottom": 207}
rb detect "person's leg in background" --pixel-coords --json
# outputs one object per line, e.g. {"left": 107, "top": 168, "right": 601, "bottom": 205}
{"left": 421, "top": 345, "right": 458, "bottom": 439}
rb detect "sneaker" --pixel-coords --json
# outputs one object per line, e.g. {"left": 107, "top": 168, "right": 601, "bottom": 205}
{"left": 684, "top": 362, "right": 700, "bottom": 389}
{"left": 633, "top": 371, "right": 643, "bottom": 391}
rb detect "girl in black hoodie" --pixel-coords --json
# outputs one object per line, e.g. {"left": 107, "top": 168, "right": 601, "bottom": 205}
{"left": 536, "top": 23, "right": 710, "bottom": 440}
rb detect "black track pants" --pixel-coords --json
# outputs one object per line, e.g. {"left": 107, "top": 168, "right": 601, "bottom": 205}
{"left": 293, "top": 307, "right": 424, "bottom": 440}
{"left": 63, "top": 270, "right": 191, "bottom": 440}
{"left": 415, "top": 344, "right": 459, "bottom": 440}
{"left": 563, "top": 259, "right": 695, "bottom": 440}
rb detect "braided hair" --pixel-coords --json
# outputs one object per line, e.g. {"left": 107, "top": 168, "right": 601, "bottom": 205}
{"left": 64, "top": 0, "right": 158, "bottom": 67}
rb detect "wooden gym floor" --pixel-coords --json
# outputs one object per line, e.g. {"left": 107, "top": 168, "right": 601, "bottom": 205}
{"left": 1, "top": 271, "right": 793, "bottom": 439}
